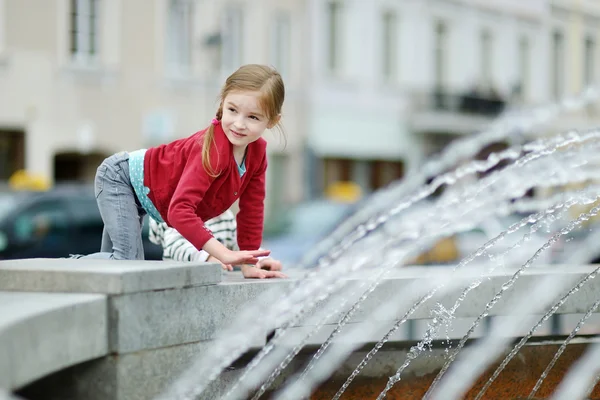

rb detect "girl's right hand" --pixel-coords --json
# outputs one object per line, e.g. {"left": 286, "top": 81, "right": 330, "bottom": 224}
{"left": 220, "top": 249, "right": 271, "bottom": 266}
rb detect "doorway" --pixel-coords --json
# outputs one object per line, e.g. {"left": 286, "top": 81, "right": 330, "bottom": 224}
{"left": 0, "top": 129, "right": 25, "bottom": 181}
{"left": 54, "top": 151, "right": 108, "bottom": 183}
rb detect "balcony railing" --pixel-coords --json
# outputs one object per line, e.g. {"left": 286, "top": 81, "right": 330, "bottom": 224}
{"left": 414, "top": 88, "right": 507, "bottom": 118}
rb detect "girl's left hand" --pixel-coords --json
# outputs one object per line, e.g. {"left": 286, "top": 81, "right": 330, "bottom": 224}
{"left": 256, "top": 258, "right": 283, "bottom": 271}
{"left": 241, "top": 265, "right": 287, "bottom": 279}
{"left": 206, "top": 255, "right": 233, "bottom": 271}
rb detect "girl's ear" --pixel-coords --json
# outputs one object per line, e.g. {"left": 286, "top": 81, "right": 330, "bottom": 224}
{"left": 267, "top": 114, "right": 282, "bottom": 129}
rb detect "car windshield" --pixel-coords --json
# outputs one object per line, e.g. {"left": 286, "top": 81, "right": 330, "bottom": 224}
{"left": 286, "top": 201, "right": 352, "bottom": 238}
{"left": 0, "top": 193, "right": 17, "bottom": 221}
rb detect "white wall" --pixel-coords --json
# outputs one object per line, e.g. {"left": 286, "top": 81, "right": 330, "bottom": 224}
{"left": 305, "top": 0, "right": 553, "bottom": 167}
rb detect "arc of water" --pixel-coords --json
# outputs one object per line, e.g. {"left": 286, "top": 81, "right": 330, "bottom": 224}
{"left": 528, "top": 299, "right": 600, "bottom": 398}
{"left": 313, "top": 87, "right": 600, "bottom": 269}
{"left": 560, "top": 222, "right": 600, "bottom": 265}
{"left": 549, "top": 340, "right": 600, "bottom": 400}
{"left": 425, "top": 273, "right": 578, "bottom": 400}
{"left": 239, "top": 269, "right": 392, "bottom": 400}
{"left": 507, "top": 184, "right": 600, "bottom": 215}
{"left": 277, "top": 194, "right": 585, "bottom": 399}
{"left": 334, "top": 204, "right": 565, "bottom": 399}
{"left": 475, "top": 272, "right": 600, "bottom": 399}
{"left": 159, "top": 130, "right": 600, "bottom": 400}
{"left": 221, "top": 267, "right": 388, "bottom": 400}
{"left": 331, "top": 198, "right": 579, "bottom": 400}
{"left": 245, "top": 135, "right": 600, "bottom": 400}
{"left": 420, "top": 205, "right": 600, "bottom": 400}
{"left": 305, "top": 86, "right": 600, "bottom": 270}
{"left": 330, "top": 291, "right": 437, "bottom": 400}
{"left": 327, "top": 148, "right": 600, "bottom": 399}
{"left": 272, "top": 266, "right": 485, "bottom": 400}
{"left": 308, "top": 145, "right": 524, "bottom": 270}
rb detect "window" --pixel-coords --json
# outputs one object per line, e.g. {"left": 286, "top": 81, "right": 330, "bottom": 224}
{"left": 382, "top": 10, "right": 398, "bottom": 80}
{"left": 480, "top": 29, "right": 493, "bottom": 87}
{"left": 270, "top": 12, "right": 291, "bottom": 78}
{"left": 0, "top": 0, "right": 6, "bottom": 56}
{"left": 434, "top": 20, "right": 448, "bottom": 89}
{"left": 585, "top": 35, "right": 596, "bottom": 87}
{"left": 70, "top": 0, "right": 99, "bottom": 62}
{"left": 552, "top": 29, "right": 565, "bottom": 99}
{"left": 166, "top": 0, "right": 194, "bottom": 71}
{"left": 518, "top": 36, "right": 530, "bottom": 100}
{"left": 222, "top": 7, "right": 244, "bottom": 71}
{"left": 327, "top": 1, "right": 343, "bottom": 73}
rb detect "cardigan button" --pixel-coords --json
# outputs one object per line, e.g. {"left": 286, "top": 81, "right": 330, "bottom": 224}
{"left": 234, "top": 191, "right": 238, "bottom": 196}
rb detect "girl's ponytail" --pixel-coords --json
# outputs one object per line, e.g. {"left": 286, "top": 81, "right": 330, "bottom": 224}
{"left": 201, "top": 106, "right": 223, "bottom": 178}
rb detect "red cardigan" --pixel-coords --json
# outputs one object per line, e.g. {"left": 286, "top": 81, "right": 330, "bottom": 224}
{"left": 143, "top": 124, "right": 267, "bottom": 251}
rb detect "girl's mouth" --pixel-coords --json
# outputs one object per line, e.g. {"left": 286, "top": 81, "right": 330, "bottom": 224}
{"left": 231, "top": 130, "right": 246, "bottom": 138}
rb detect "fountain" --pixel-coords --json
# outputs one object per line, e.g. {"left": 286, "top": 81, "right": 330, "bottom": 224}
{"left": 5, "top": 89, "right": 600, "bottom": 400}
{"left": 140, "top": 86, "right": 600, "bottom": 400}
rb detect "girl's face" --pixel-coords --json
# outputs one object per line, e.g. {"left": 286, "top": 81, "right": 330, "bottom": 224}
{"left": 221, "top": 91, "right": 273, "bottom": 150}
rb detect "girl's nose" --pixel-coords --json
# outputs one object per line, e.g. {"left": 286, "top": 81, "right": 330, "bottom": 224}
{"left": 234, "top": 118, "right": 246, "bottom": 130}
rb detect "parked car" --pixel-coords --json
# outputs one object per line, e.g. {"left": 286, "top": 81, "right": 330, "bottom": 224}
{"left": 263, "top": 197, "right": 461, "bottom": 268}
{"left": 263, "top": 199, "right": 355, "bottom": 267}
{"left": 0, "top": 185, "right": 162, "bottom": 260}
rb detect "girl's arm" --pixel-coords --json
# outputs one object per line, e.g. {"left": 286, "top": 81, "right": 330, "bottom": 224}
{"left": 202, "top": 238, "right": 269, "bottom": 265}
{"left": 163, "top": 226, "right": 210, "bottom": 262}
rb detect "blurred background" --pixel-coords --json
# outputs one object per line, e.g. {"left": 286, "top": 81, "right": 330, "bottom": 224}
{"left": 0, "top": 0, "right": 599, "bottom": 265}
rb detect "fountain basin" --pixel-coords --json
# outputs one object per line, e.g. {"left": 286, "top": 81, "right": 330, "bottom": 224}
{"left": 1, "top": 260, "right": 600, "bottom": 399}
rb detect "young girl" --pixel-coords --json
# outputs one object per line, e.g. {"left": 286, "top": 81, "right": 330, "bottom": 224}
{"left": 74, "top": 64, "right": 286, "bottom": 276}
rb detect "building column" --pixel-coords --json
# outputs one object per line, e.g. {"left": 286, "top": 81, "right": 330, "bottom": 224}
{"left": 0, "top": 0, "right": 6, "bottom": 57}
{"left": 567, "top": 0, "right": 583, "bottom": 95}
{"left": 102, "top": 0, "right": 122, "bottom": 69}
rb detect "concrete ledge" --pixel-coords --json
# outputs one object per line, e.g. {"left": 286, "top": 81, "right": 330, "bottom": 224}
{"left": 105, "top": 265, "right": 600, "bottom": 353}
{"left": 18, "top": 340, "right": 215, "bottom": 400}
{"left": 6, "top": 262, "right": 600, "bottom": 400}
{"left": 0, "top": 292, "right": 107, "bottom": 390}
{"left": 0, "top": 259, "right": 222, "bottom": 294}
{"left": 109, "top": 279, "right": 278, "bottom": 352}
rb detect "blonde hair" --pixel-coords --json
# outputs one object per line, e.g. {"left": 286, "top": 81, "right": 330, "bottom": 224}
{"left": 202, "top": 64, "right": 285, "bottom": 177}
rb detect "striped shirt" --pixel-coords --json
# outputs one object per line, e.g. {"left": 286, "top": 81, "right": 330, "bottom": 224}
{"left": 149, "top": 210, "right": 238, "bottom": 262}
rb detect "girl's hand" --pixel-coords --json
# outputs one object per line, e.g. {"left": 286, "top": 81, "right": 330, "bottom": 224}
{"left": 257, "top": 258, "right": 283, "bottom": 271}
{"left": 241, "top": 265, "right": 287, "bottom": 279}
{"left": 206, "top": 255, "right": 233, "bottom": 271}
{"left": 220, "top": 249, "right": 271, "bottom": 266}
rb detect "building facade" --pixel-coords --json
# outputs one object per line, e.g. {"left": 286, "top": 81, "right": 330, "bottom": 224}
{"left": 0, "top": 0, "right": 308, "bottom": 217}
{"left": 304, "top": 0, "right": 600, "bottom": 197}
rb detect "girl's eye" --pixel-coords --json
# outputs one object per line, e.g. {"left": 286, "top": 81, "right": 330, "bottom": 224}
{"left": 250, "top": 116, "right": 259, "bottom": 121}
{"left": 228, "top": 108, "right": 236, "bottom": 112}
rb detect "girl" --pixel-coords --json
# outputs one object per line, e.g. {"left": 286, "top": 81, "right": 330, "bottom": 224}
{"left": 73, "top": 64, "right": 286, "bottom": 275}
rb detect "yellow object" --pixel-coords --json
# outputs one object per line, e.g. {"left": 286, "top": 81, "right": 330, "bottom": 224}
{"left": 410, "top": 236, "right": 460, "bottom": 265}
{"left": 326, "top": 181, "right": 362, "bottom": 203}
{"left": 9, "top": 170, "right": 50, "bottom": 191}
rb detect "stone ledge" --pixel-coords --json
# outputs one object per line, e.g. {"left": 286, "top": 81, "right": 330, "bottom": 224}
{"left": 0, "top": 259, "right": 222, "bottom": 294}
{"left": 0, "top": 292, "right": 107, "bottom": 390}
{"left": 105, "top": 265, "right": 600, "bottom": 353}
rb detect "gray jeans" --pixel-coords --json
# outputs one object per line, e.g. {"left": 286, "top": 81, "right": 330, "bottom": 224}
{"left": 80, "top": 151, "right": 147, "bottom": 260}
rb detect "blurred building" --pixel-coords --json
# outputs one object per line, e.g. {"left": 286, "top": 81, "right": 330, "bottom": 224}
{"left": 304, "top": 0, "right": 600, "bottom": 196}
{"left": 0, "top": 0, "right": 308, "bottom": 217}
{"left": 547, "top": 0, "right": 600, "bottom": 132}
